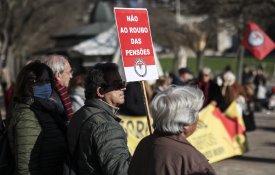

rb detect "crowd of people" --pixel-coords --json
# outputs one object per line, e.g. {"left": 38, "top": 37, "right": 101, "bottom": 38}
{"left": 119, "top": 64, "right": 270, "bottom": 123}
{"left": 0, "top": 53, "right": 271, "bottom": 175}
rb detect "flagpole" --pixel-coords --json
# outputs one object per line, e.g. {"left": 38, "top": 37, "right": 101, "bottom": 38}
{"left": 237, "top": 46, "right": 245, "bottom": 84}
{"left": 140, "top": 80, "right": 153, "bottom": 134}
{"left": 237, "top": 15, "right": 246, "bottom": 84}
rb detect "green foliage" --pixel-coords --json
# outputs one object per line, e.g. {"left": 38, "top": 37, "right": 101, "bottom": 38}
{"left": 159, "top": 56, "right": 275, "bottom": 76}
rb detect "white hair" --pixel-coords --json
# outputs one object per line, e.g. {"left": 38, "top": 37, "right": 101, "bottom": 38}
{"left": 223, "top": 71, "right": 236, "bottom": 86}
{"left": 39, "top": 54, "right": 68, "bottom": 75}
{"left": 202, "top": 67, "right": 211, "bottom": 75}
{"left": 151, "top": 85, "right": 204, "bottom": 134}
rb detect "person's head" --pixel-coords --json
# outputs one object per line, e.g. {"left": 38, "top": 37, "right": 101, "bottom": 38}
{"left": 243, "top": 64, "right": 249, "bottom": 73}
{"left": 40, "top": 54, "right": 72, "bottom": 87}
{"left": 256, "top": 65, "right": 264, "bottom": 75}
{"left": 70, "top": 74, "right": 86, "bottom": 88}
{"left": 198, "top": 67, "right": 211, "bottom": 83}
{"left": 224, "top": 65, "right": 232, "bottom": 72}
{"left": 178, "top": 67, "right": 191, "bottom": 81}
{"left": 14, "top": 61, "right": 54, "bottom": 100}
{"left": 85, "top": 63, "right": 126, "bottom": 106}
{"left": 69, "top": 67, "right": 87, "bottom": 90}
{"left": 223, "top": 71, "right": 236, "bottom": 86}
{"left": 155, "top": 76, "right": 169, "bottom": 89}
{"left": 151, "top": 85, "right": 204, "bottom": 137}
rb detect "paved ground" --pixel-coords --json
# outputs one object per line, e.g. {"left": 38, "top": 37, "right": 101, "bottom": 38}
{"left": 212, "top": 112, "right": 275, "bottom": 175}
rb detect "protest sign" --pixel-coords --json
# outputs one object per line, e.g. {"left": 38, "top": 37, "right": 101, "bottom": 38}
{"left": 114, "top": 8, "right": 158, "bottom": 82}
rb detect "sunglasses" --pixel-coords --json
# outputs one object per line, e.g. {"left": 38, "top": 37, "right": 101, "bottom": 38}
{"left": 101, "top": 80, "right": 126, "bottom": 91}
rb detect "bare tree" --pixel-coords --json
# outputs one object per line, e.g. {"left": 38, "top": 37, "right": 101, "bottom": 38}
{"left": 150, "top": 6, "right": 217, "bottom": 74}
{"left": 149, "top": 0, "right": 275, "bottom": 74}
{"left": 0, "top": 0, "right": 93, "bottom": 81}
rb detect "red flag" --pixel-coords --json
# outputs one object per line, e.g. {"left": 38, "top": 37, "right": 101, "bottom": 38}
{"left": 241, "top": 21, "right": 275, "bottom": 61}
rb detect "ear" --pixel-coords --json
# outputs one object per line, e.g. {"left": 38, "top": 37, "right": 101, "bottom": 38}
{"left": 183, "top": 120, "right": 198, "bottom": 138}
{"left": 96, "top": 87, "right": 105, "bottom": 98}
{"left": 55, "top": 72, "right": 62, "bottom": 82}
{"left": 183, "top": 126, "right": 189, "bottom": 136}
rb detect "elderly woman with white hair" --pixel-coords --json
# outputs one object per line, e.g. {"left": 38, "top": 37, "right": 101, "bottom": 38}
{"left": 128, "top": 86, "right": 216, "bottom": 175}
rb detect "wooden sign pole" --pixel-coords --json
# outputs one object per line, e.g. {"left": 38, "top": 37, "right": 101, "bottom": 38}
{"left": 140, "top": 80, "right": 152, "bottom": 135}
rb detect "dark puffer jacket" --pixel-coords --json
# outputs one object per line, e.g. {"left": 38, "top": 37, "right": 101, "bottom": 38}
{"left": 67, "top": 99, "right": 131, "bottom": 175}
{"left": 8, "top": 98, "right": 67, "bottom": 175}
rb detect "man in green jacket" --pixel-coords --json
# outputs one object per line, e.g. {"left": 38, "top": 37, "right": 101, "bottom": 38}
{"left": 67, "top": 62, "right": 131, "bottom": 175}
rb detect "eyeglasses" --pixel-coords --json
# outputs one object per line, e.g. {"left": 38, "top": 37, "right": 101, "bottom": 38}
{"left": 101, "top": 80, "right": 126, "bottom": 91}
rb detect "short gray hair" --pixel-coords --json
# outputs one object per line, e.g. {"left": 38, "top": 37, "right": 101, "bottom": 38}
{"left": 151, "top": 85, "right": 204, "bottom": 134}
{"left": 39, "top": 54, "right": 68, "bottom": 75}
{"left": 202, "top": 67, "right": 211, "bottom": 75}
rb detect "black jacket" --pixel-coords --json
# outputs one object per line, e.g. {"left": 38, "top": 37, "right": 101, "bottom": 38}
{"left": 9, "top": 98, "right": 67, "bottom": 175}
{"left": 119, "top": 82, "right": 146, "bottom": 116}
{"left": 67, "top": 99, "right": 131, "bottom": 175}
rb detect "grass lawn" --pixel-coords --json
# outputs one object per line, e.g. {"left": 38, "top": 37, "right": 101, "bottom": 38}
{"left": 159, "top": 56, "right": 275, "bottom": 76}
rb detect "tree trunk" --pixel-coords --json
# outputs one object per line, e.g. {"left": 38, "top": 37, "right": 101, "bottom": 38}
{"left": 0, "top": 29, "right": 9, "bottom": 68}
{"left": 173, "top": 46, "right": 187, "bottom": 74}
{"left": 177, "top": 46, "right": 187, "bottom": 68}
{"left": 173, "top": 46, "right": 179, "bottom": 74}
{"left": 196, "top": 51, "right": 203, "bottom": 74}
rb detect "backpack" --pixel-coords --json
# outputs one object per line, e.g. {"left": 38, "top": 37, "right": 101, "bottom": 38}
{"left": 0, "top": 128, "right": 14, "bottom": 175}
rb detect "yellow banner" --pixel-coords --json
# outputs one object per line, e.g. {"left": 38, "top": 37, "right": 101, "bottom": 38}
{"left": 119, "top": 101, "right": 247, "bottom": 163}
{"left": 119, "top": 116, "right": 151, "bottom": 154}
{"left": 224, "top": 101, "right": 247, "bottom": 154}
{"left": 187, "top": 103, "right": 247, "bottom": 163}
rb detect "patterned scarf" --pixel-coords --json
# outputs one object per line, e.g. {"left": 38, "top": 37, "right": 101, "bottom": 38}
{"left": 54, "top": 81, "right": 73, "bottom": 120}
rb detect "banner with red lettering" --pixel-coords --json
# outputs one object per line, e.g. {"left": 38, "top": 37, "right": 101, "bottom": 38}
{"left": 114, "top": 8, "right": 158, "bottom": 82}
